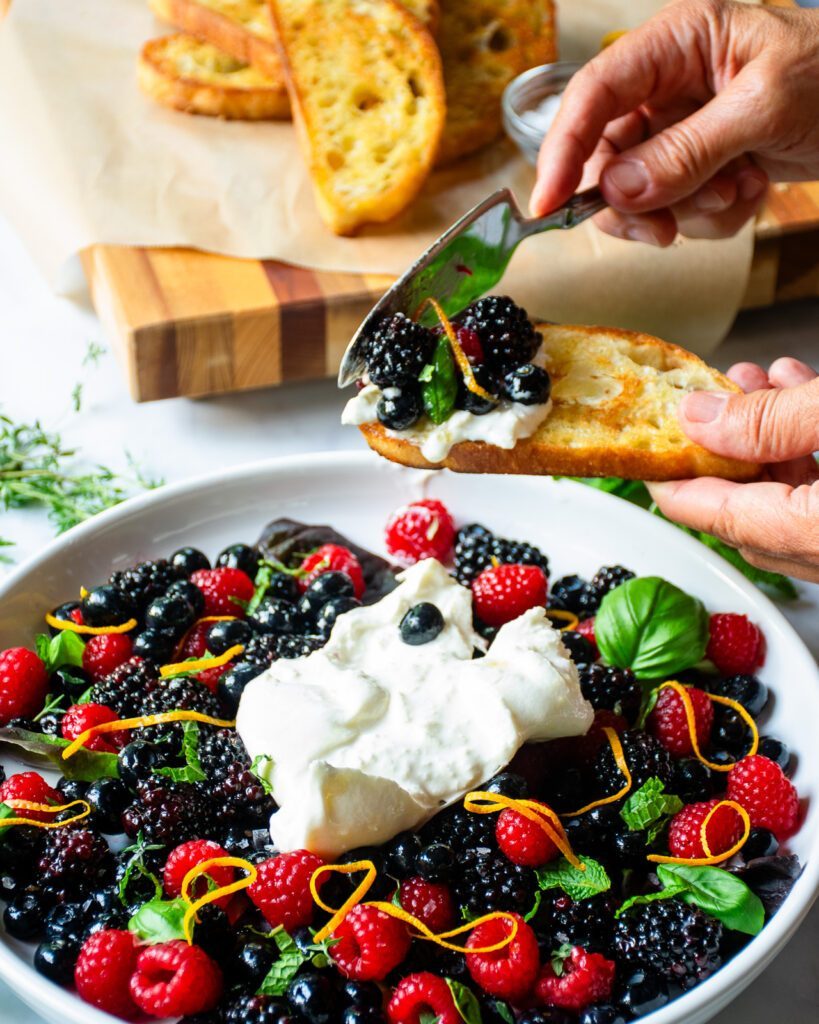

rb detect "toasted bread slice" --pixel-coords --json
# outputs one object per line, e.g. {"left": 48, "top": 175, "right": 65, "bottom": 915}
{"left": 268, "top": 0, "right": 445, "bottom": 235}
{"left": 138, "top": 33, "right": 290, "bottom": 119}
{"left": 357, "top": 323, "right": 760, "bottom": 482}
{"left": 435, "top": 0, "right": 556, "bottom": 165}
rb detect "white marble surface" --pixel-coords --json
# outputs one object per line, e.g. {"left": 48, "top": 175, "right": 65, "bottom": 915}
{"left": 0, "top": 210, "right": 817, "bottom": 1020}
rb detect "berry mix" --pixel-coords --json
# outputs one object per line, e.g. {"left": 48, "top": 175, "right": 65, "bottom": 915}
{"left": 359, "top": 296, "right": 551, "bottom": 429}
{"left": 0, "top": 501, "right": 804, "bottom": 1024}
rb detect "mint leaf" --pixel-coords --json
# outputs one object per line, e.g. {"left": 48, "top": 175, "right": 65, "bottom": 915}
{"left": 33, "top": 692, "right": 66, "bottom": 723}
{"left": 419, "top": 1014, "right": 441, "bottom": 1024}
{"left": 488, "top": 1002, "right": 514, "bottom": 1024}
{"left": 657, "top": 864, "right": 765, "bottom": 935}
{"left": 77, "top": 684, "right": 95, "bottom": 705}
{"left": 0, "top": 726, "right": 119, "bottom": 781}
{"left": 118, "top": 831, "right": 163, "bottom": 908}
{"left": 620, "top": 777, "right": 683, "bottom": 843}
{"left": 418, "top": 363, "right": 434, "bottom": 383}
{"left": 446, "top": 979, "right": 482, "bottom": 1024}
{"left": 421, "top": 335, "right": 458, "bottom": 425}
{"left": 536, "top": 856, "right": 611, "bottom": 901}
{"left": 257, "top": 929, "right": 309, "bottom": 996}
{"left": 247, "top": 563, "right": 273, "bottom": 616}
{"left": 128, "top": 897, "right": 188, "bottom": 943}
{"left": 615, "top": 883, "right": 688, "bottom": 919}
{"left": 154, "top": 721, "right": 205, "bottom": 784}
{"left": 550, "top": 942, "right": 573, "bottom": 977}
{"left": 523, "top": 889, "right": 542, "bottom": 923}
{"left": 34, "top": 630, "right": 86, "bottom": 674}
{"left": 250, "top": 754, "right": 275, "bottom": 795}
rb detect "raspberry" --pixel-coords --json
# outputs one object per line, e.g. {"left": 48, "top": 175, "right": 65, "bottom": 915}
{"left": 575, "top": 618, "right": 598, "bottom": 659}
{"left": 496, "top": 802, "right": 559, "bottom": 868}
{"left": 727, "top": 754, "right": 799, "bottom": 839}
{"left": 129, "top": 940, "right": 223, "bottom": 1017}
{"left": 385, "top": 499, "right": 456, "bottom": 565}
{"left": 190, "top": 568, "right": 255, "bottom": 617}
{"left": 75, "top": 929, "right": 140, "bottom": 1019}
{"left": 178, "top": 620, "right": 211, "bottom": 661}
{"left": 0, "top": 771, "right": 61, "bottom": 823}
{"left": 330, "top": 903, "right": 411, "bottom": 981}
{"left": 82, "top": 633, "right": 134, "bottom": 681}
{"left": 387, "top": 972, "right": 461, "bottom": 1024}
{"left": 667, "top": 799, "right": 744, "bottom": 859}
{"left": 298, "top": 544, "right": 365, "bottom": 600}
{"left": 398, "top": 876, "right": 455, "bottom": 932}
{"left": 647, "top": 686, "right": 714, "bottom": 758}
{"left": 0, "top": 647, "right": 48, "bottom": 725}
{"left": 706, "top": 614, "right": 765, "bottom": 676}
{"left": 196, "top": 661, "right": 232, "bottom": 693}
{"left": 248, "top": 850, "right": 326, "bottom": 930}
{"left": 472, "top": 564, "right": 547, "bottom": 628}
{"left": 61, "top": 702, "right": 127, "bottom": 753}
{"left": 454, "top": 325, "right": 484, "bottom": 363}
{"left": 465, "top": 913, "right": 539, "bottom": 1003}
{"left": 163, "top": 839, "right": 234, "bottom": 909}
{"left": 534, "top": 946, "right": 615, "bottom": 1012}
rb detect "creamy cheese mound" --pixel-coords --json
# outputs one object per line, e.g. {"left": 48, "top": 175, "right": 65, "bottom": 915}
{"left": 236, "top": 559, "right": 593, "bottom": 858}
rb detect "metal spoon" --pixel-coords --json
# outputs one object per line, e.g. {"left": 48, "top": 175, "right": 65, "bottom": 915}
{"left": 337, "top": 186, "right": 606, "bottom": 387}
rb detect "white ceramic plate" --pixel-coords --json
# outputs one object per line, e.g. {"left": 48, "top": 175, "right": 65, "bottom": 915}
{"left": 0, "top": 452, "right": 816, "bottom": 1024}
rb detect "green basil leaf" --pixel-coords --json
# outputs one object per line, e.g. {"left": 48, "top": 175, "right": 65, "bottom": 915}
{"left": 421, "top": 336, "right": 458, "bottom": 425}
{"left": 615, "top": 883, "right": 688, "bottom": 918}
{"left": 620, "top": 777, "right": 683, "bottom": 842}
{"left": 247, "top": 564, "right": 273, "bottom": 616}
{"left": 595, "top": 576, "right": 709, "bottom": 679}
{"left": 154, "top": 720, "right": 205, "bottom": 784}
{"left": 536, "top": 855, "right": 611, "bottom": 901}
{"left": 488, "top": 1003, "right": 514, "bottom": 1024}
{"left": 657, "top": 864, "right": 765, "bottom": 935}
{"left": 128, "top": 896, "right": 188, "bottom": 943}
{"left": 35, "top": 631, "right": 86, "bottom": 675}
{"left": 250, "top": 754, "right": 275, "bottom": 795}
{"left": 446, "top": 979, "right": 482, "bottom": 1024}
{"left": 0, "top": 726, "right": 119, "bottom": 781}
{"left": 550, "top": 942, "right": 573, "bottom": 976}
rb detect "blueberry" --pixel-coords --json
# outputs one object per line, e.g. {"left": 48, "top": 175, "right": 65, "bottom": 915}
{"left": 709, "top": 750, "right": 739, "bottom": 768}
{"left": 342, "top": 1008, "right": 385, "bottom": 1024}
{"left": 316, "top": 596, "right": 360, "bottom": 637}
{"left": 132, "top": 628, "right": 177, "bottom": 663}
{"left": 225, "top": 939, "right": 275, "bottom": 989}
{"left": 716, "top": 675, "right": 768, "bottom": 717}
{"left": 612, "top": 830, "right": 649, "bottom": 867}
{"left": 48, "top": 601, "right": 83, "bottom": 635}
{"left": 166, "top": 579, "right": 206, "bottom": 618}
{"left": 400, "top": 603, "right": 444, "bottom": 645}
{"left": 415, "top": 843, "right": 454, "bottom": 883}
{"left": 518, "top": 1011, "right": 573, "bottom": 1024}
{"left": 44, "top": 902, "right": 88, "bottom": 944}
{"left": 37, "top": 712, "right": 62, "bottom": 736}
{"left": 219, "top": 662, "right": 266, "bottom": 714}
{"left": 57, "top": 777, "right": 89, "bottom": 804}
{"left": 286, "top": 971, "right": 336, "bottom": 1024}
{"left": 83, "top": 888, "right": 127, "bottom": 933}
{"left": 377, "top": 388, "right": 422, "bottom": 431}
{"left": 264, "top": 572, "right": 300, "bottom": 603}
{"left": 192, "top": 904, "right": 234, "bottom": 962}
{"left": 617, "top": 969, "right": 669, "bottom": 1017}
{"left": 457, "top": 364, "right": 500, "bottom": 416}
{"left": 217, "top": 543, "right": 260, "bottom": 578}
{"left": 250, "top": 597, "right": 302, "bottom": 635}
{"left": 81, "top": 586, "right": 136, "bottom": 628}
{"left": 758, "top": 736, "right": 792, "bottom": 774}
{"left": 485, "top": 772, "right": 528, "bottom": 799}
{"left": 4, "top": 891, "right": 47, "bottom": 941}
{"left": 743, "top": 827, "right": 779, "bottom": 860}
{"left": 0, "top": 873, "right": 26, "bottom": 903}
{"left": 560, "top": 630, "right": 597, "bottom": 664}
{"left": 578, "top": 1006, "right": 628, "bottom": 1024}
{"left": 207, "top": 618, "right": 253, "bottom": 655}
{"left": 712, "top": 708, "right": 749, "bottom": 754}
{"left": 170, "top": 546, "right": 210, "bottom": 577}
{"left": 85, "top": 778, "right": 130, "bottom": 833}
{"left": 385, "top": 831, "right": 423, "bottom": 879}
{"left": 145, "top": 593, "right": 196, "bottom": 634}
{"left": 502, "top": 364, "right": 551, "bottom": 405}
{"left": 307, "top": 571, "right": 356, "bottom": 603}
{"left": 118, "top": 741, "right": 161, "bottom": 791}
{"left": 341, "top": 981, "right": 383, "bottom": 1008}
{"left": 222, "top": 827, "right": 256, "bottom": 859}
{"left": 672, "top": 758, "right": 714, "bottom": 803}
{"left": 34, "top": 940, "right": 77, "bottom": 986}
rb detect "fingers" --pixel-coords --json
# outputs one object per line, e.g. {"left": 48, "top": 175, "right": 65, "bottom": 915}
{"left": 737, "top": 549, "right": 819, "bottom": 585}
{"left": 768, "top": 357, "right": 818, "bottom": 388}
{"left": 648, "top": 478, "right": 819, "bottom": 582}
{"left": 678, "top": 376, "right": 819, "bottom": 462}
{"left": 727, "top": 363, "right": 772, "bottom": 393}
{"left": 669, "top": 166, "right": 769, "bottom": 240}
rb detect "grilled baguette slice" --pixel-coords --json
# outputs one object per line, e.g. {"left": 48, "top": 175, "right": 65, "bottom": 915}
{"left": 138, "top": 33, "right": 290, "bottom": 119}
{"left": 436, "top": 0, "right": 556, "bottom": 165}
{"left": 358, "top": 323, "right": 761, "bottom": 482}
{"left": 269, "top": 0, "right": 445, "bottom": 235}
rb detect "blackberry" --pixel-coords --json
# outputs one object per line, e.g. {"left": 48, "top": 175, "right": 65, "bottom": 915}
{"left": 422, "top": 803, "right": 496, "bottom": 854}
{"left": 243, "top": 633, "right": 280, "bottom": 666}
{"left": 453, "top": 523, "right": 549, "bottom": 585}
{"left": 613, "top": 900, "right": 723, "bottom": 988}
{"left": 363, "top": 313, "right": 436, "bottom": 388}
{"left": 198, "top": 728, "right": 250, "bottom": 777}
{"left": 38, "top": 829, "right": 113, "bottom": 894}
{"left": 578, "top": 665, "right": 642, "bottom": 725}
{"left": 226, "top": 995, "right": 290, "bottom": 1024}
{"left": 533, "top": 892, "right": 617, "bottom": 956}
{"left": 209, "top": 761, "right": 276, "bottom": 830}
{"left": 590, "top": 566, "right": 635, "bottom": 601}
{"left": 453, "top": 847, "right": 535, "bottom": 917}
{"left": 458, "top": 296, "right": 540, "bottom": 372}
{"left": 122, "top": 779, "right": 212, "bottom": 847}
{"left": 90, "top": 657, "right": 158, "bottom": 717}
{"left": 143, "top": 674, "right": 221, "bottom": 717}
{"left": 593, "top": 731, "right": 672, "bottom": 798}
{"left": 560, "top": 631, "right": 597, "bottom": 664}
{"left": 110, "top": 558, "right": 179, "bottom": 614}
{"left": 275, "top": 634, "right": 326, "bottom": 660}
{"left": 548, "top": 575, "right": 598, "bottom": 616}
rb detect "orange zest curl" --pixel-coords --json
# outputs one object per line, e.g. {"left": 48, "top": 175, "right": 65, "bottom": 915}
{"left": 311, "top": 860, "right": 378, "bottom": 943}
{"left": 44, "top": 613, "right": 137, "bottom": 636}
{"left": 181, "top": 856, "right": 258, "bottom": 944}
{"left": 546, "top": 609, "right": 581, "bottom": 632}
{"left": 419, "top": 297, "right": 495, "bottom": 402}
{"left": 563, "top": 727, "right": 633, "bottom": 816}
{"left": 463, "top": 791, "right": 583, "bottom": 870}
{"left": 61, "top": 710, "right": 236, "bottom": 760}
{"left": 648, "top": 799, "right": 751, "bottom": 866}
{"left": 0, "top": 798, "right": 91, "bottom": 830}
{"left": 658, "top": 681, "right": 758, "bottom": 772}
{"left": 160, "top": 644, "right": 245, "bottom": 679}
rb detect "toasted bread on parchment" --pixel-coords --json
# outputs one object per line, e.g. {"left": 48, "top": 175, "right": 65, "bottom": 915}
{"left": 268, "top": 0, "right": 445, "bottom": 235}
{"left": 358, "top": 323, "right": 760, "bottom": 482}
{"left": 435, "top": 0, "right": 556, "bottom": 165}
{"left": 138, "top": 33, "right": 290, "bottom": 119}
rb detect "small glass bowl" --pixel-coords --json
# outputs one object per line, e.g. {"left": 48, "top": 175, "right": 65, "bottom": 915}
{"left": 502, "top": 61, "right": 585, "bottom": 165}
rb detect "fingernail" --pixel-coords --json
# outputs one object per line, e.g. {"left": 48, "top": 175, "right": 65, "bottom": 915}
{"left": 694, "top": 187, "right": 729, "bottom": 213}
{"left": 605, "top": 160, "right": 649, "bottom": 198}
{"left": 738, "top": 173, "right": 766, "bottom": 202}
{"left": 624, "top": 223, "right": 660, "bottom": 245}
{"left": 682, "top": 391, "right": 728, "bottom": 423}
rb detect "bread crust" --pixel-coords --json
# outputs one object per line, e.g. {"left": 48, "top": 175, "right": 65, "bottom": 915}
{"left": 355, "top": 323, "right": 761, "bottom": 483}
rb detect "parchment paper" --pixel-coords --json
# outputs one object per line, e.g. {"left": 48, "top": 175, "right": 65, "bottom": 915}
{"left": 0, "top": 0, "right": 758, "bottom": 353}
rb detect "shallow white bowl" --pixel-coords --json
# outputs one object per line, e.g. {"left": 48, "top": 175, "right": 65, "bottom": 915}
{"left": 0, "top": 452, "right": 816, "bottom": 1024}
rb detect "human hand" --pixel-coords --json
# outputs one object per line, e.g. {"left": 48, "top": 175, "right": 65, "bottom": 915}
{"left": 648, "top": 358, "right": 819, "bottom": 583}
{"left": 531, "top": 0, "right": 819, "bottom": 246}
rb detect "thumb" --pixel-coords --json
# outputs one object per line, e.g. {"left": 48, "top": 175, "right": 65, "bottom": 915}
{"left": 679, "top": 378, "right": 819, "bottom": 463}
{"left": 599, "top": 70, "right": 766, "bottom": 213}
